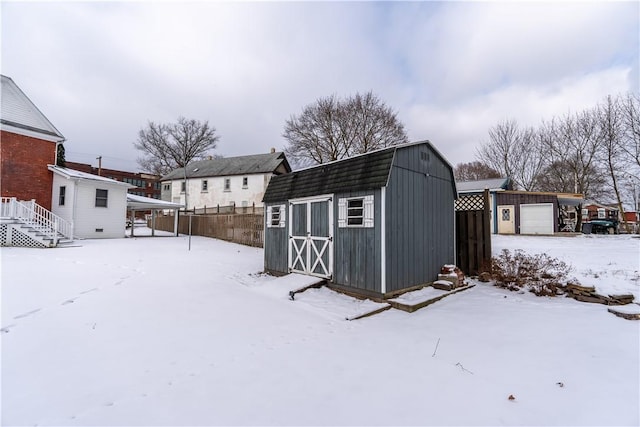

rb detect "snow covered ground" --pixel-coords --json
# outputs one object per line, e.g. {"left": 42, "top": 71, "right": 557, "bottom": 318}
{"left": 1, "top": 231, "right": 639, "bottom": 426}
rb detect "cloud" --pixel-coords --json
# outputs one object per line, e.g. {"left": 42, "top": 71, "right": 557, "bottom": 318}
{"left": 1, "top": 1, "right": 637, "bottom": 172}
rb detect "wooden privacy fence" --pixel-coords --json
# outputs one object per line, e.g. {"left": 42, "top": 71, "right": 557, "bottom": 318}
{"left": 153, "top": 213, "right": 264, "bottom": 248}
{"left": 455, "top": 189, "right": 492, "bottom": 276}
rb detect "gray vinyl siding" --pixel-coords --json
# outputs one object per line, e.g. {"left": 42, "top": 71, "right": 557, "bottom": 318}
{"left": 385, "top": 144, "right": 455, "bottom": 293}
{"left": 263, "top": 202, "right": 288, "bottom": 274}
{"left": 333, "top": 189, "right": 382, "bottom": 293}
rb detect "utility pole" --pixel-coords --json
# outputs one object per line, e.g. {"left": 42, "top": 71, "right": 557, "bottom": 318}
{"left": 96, "top": 156, "right": 102, "bottom": 176}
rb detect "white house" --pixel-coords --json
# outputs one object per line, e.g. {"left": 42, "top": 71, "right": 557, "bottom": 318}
{"left": 48, "top": 165, "right": 133, "bottom": 239}
{"left": 160, "top": 151, "right": 291, "bottom": 211}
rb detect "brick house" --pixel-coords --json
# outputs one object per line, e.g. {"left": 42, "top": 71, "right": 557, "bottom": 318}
{"left": 1, "top": 75, "right": 65, "bottom": 210}
{"left": 65, "top": 161, "right": 161, "bottom": 199}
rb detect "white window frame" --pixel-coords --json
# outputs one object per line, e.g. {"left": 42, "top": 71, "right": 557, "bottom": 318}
{"left": 597, "top": 208, "right": 606, "bottom": 219}
{"left": 95, "top": 189, "right": 108, "bottom": 208}
{"left": 338, "top": 195, "right": 374, "bottom": 228}
{"left": 266, "top": 204, "right": 286, "bottom": 228}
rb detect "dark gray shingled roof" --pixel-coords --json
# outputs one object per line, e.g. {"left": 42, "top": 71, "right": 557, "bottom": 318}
{"left": 262, "top": 147, "right": 396, "bottom": 203}
{"left": 161, "top": 152, "right": 290, "bottom": 181}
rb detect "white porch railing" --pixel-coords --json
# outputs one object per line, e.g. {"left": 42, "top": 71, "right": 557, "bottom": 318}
{"left": 1, "top": 197, "right": 73, "bottom": 244}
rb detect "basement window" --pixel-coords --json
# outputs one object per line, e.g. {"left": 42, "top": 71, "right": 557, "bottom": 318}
{"left": 95, "top": 189, "right": 108, "bottom": 208}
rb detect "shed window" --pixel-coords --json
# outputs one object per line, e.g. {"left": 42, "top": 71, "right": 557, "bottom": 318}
{"left": 267, "top": 204, "right": 286, "bottom": 228}
{"left": 242, "top": 176, "right": 248, "bottom": 188}
{"left": 95, "top": 189, "right": 108, "bottom": 207}
{"left": 224, "top": 178, "right": 231, "bottom": 191}
{"left": 338, "top": 195, "right": 374, "bottom": 228}
{"left": 59, "top": 186, "right": 66, "bottom": 206}
{"left": 202, "top": 180, "right": 208, "bottom": 191}
{"left": 163, "top": 184, "right": 170, "bottom": 191}
{"left": 180, "top": 181, "right": 186, "bottom": 192}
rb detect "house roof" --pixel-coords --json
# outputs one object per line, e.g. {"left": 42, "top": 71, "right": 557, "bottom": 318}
{"left": 161, "top": 152, "right": 291, "bottom": 181}
{"left": 262, "top": 141, "right": 454, "bottom": 203}
{"left": 127, "top": 194, "right": 183, "bottom": 210}
{"left": 48, "top": 165, "right": 134, "bottom": 188}
{"left": 456, "top": 177, "right": 510, "bottom": 193}
{"left": 1, "top": 75, "right": 65, "bottom": 142}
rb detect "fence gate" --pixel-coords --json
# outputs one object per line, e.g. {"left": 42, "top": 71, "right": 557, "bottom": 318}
{"left": 288, "top": 197, "right": 333, "bottom": 279}
{"left": 455, "top": 189, "right": 492, "bottom": 276}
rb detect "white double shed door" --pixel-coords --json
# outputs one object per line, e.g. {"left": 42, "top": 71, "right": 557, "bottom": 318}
{"left": 288, "top": 195, "right": 333, "bottom": 279}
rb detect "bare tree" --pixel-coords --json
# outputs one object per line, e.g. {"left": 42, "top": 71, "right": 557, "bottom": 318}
{"left": 597, "top": 95, "right": 632, "bottom": 231}
{"left": 621, "top": 92, "right": 640, "bottom": 171}
{"left": 283, "top": 91, "right": 408, "bottom": 166}
{"left": 476, "top": 119, "right": 544, "bottom": 190}
{"left": 539, "top": 112, "right": 605, "bottom": 200}
{"left": 134, "top": 117, "right": 220, "bottom": 175}
{"left": 453, "top": 161, "right": 501, "bottom": 181}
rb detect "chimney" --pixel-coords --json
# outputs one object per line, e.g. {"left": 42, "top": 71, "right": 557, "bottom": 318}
{"left": 270, "top": 147, "right": 276, "bottom": 153}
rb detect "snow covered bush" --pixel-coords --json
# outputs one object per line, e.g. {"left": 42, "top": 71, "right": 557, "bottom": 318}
{"left": 490, "top": 249, "right": 572, "bottom": 296}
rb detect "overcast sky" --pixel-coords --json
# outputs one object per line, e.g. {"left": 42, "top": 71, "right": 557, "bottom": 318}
{"left": 2, "top": 1, "right": 638, "bottom": 172}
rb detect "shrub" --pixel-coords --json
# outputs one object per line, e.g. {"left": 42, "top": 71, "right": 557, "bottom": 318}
{"left": 490, "top": 249, "right": 572, "bottom": 296}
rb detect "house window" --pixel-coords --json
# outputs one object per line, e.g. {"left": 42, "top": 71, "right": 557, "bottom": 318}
{"left": 267, "top": 205, "right": 286, "bottom": 228}
{"left": 202, "top": 180, "right": 208, "bottom": 191}
{"left": 95, "top": 189, "right": 108, "bottom": 207}
{"left": 338, "top": 195, "right": 374, "bottom": 228}
{"left": 180, "top": 181, "right": 186, "bottom": 193}
{"left": 242, "top": 177, "right": 248, "bottom": 188}
{"left": 163, "top": 184, "right": 170, "bottom": 191}
{"left": 59, "top": 186, "right": 66, "bottom": 206}
{"left": 597, "top": 208, "right": 605, "bottom": 219}
{"left": 224, "top": 178, "right": 231, "bottom": 191}
{"left": 582, "top": 209, "right": 588, "bottom": 217}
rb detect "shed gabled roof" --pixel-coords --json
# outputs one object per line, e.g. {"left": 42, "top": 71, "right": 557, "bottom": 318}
{"left": 263, "top": 148, "right": 395, "bottom": 203}
{"left": 161, "top": 152, "right": 291, "bottom": 181}
{"left": 1, "top": 75, "right": 65, "bottom": 142}
{"left": 264, "top": 141, "right": 457, "bottom": 203}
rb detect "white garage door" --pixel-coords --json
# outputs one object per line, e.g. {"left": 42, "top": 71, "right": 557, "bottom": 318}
{"left": 520, "top": 203, "right": 554, "bottom": 235}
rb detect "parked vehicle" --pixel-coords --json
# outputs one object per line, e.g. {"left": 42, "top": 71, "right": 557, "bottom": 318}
{"left": 584, "top": 219, "right": 619, "bottom": 234}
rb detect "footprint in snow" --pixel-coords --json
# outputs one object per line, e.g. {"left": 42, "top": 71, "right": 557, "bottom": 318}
{"left": 79, "top": 288, "right": 98, "bottom": 295}
{"left": 62, "top": 299, "right": 76, "bottom": 305}
{"left": 1, "top": 324, "right": 16, "bottom": 333}
{"left": 14, "top": 308, "right": 42, "bottom": 319}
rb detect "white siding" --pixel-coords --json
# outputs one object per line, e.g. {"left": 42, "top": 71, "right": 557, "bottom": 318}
{"left": 170, "top": 173, "right": 273, "bottom": 210}
{"left": 50, "top": 174, "right": 75, "bottom": 224}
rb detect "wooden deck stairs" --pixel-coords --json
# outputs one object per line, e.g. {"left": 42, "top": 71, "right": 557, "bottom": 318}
{"left": 1, "top": 198, "right": 73, "bottom": 248}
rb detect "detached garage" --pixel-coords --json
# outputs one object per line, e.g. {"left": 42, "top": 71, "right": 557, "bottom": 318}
{"left": 262, "top": 141, "right": 457, "bottom": 299}
{"left": 495, "top": 191, "right": 582, "bottom": 235}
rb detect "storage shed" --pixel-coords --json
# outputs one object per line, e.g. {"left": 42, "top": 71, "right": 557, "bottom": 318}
{"left": 262, "top": 141, "right": 457, "bottom": 299}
